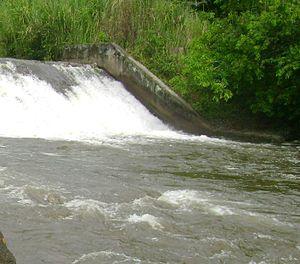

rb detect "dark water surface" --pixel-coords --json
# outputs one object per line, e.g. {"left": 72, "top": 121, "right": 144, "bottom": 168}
{"left": 0, "top": 137, "right": 299, "bottom": 264}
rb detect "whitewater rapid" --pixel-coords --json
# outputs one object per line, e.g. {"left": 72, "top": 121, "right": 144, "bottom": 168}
{"left": 0, "top": 60, "right": 205, "bottom": 142}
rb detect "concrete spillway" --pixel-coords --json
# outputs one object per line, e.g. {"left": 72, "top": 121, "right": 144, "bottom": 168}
{"left": 0, "top": 58, "right": 192, "bottom": 142}
{"left": 62, "top": 43, "right": 284, "bottom": 143}
{"left": 0, "top": 53, "right": 283, "bottom": 143}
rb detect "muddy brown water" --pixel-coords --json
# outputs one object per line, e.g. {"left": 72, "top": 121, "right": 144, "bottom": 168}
{"left": 0, "top": 137, "right": 299, "bottom": 264}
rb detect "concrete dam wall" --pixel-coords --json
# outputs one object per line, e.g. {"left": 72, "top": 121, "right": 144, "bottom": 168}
{"left": 62, "top": 43, "right": 214, "bottom": 136}
{"left": 62, "top": 43, "right": 283, "bottom": 142}
{"left": 1, "top": 58, "right": 187, "bottom": 140}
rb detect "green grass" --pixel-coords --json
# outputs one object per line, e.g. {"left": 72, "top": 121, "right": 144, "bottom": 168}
{"left": 0, "top": 0, "right": 202, "bottom": 61}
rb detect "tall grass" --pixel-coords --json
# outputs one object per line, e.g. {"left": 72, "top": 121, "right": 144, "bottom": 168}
{"left": 0, "top": 0, "right": 108, "bottom": 59}
{"left": 0, "top": 0, "right": 206, "bottom": 73}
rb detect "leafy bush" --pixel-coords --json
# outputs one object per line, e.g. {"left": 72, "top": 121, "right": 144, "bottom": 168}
{"left": 173, "top": 1, "right": 300, "bottom": 128}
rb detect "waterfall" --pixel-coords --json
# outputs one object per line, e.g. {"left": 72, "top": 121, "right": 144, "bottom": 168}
{"left": 0, "top": 59, "right": 175, "bottom": 142}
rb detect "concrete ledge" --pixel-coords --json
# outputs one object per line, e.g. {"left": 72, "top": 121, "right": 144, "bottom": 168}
{"left": 62, "top": 43, "right": 284, "bottom": 143}
{"left": 62, "top": 43, "right": 214, "bottom": 136}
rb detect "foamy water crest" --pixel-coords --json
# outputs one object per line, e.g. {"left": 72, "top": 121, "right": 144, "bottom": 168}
{"left": 2, "top": 183, "right": 66, "bottom": 207}
{"left": 158, "top": 190, "right": 234, "bottom": 215}
{"left": 64, "top": 198, "right": 115, "bottom": 219}
{"left": 1, "top": 175, "right": 292, "bottom": 228}
{"left": 0, "top": 61, "right": 218, "bottom": 143}
{"left": 127, "top": 214, "right": 164, "bottom": 230}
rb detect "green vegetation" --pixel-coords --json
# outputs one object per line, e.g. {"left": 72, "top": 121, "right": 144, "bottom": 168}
{"left": 0, "top": 0, "right": 299, "bottom": 136}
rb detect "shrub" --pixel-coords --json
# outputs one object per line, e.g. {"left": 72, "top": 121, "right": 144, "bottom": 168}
{"left": 173, "top": 1, "right": 300, "bottom": 127}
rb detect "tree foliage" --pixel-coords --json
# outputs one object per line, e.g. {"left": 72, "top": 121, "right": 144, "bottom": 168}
{"left": 174, "top": 0, "right": 300, "bottom": 130}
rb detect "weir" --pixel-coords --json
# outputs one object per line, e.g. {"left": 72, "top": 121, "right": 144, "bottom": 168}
{"left": 0, "top": 56, "right": 298, "bottom": 264}
{"left": 0, "top": 51, "right": 284, "bottom": 142}
{"left": 62, "top": 44, "right": 284, "bottom": 143}
{"left": 63, "top": 43, "right": 214, "bottom": 137}
{"left": 0, "top": 58, "right": 180, "bottom": 141}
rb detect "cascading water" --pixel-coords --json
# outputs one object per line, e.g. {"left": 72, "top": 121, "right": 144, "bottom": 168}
{"left": 0, "top": 60, "right": 185, "bottom": 142}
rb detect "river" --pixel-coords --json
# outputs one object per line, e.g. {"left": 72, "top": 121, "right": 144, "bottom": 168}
{"left": 0, "top": 60, "right": 299, "bottom": 263}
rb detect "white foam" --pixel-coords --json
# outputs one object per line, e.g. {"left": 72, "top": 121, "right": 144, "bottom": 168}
{"left": 64, "top": 199, "right": 107, "bottom": 215}
{"left": 72, "top": 251, "right": 103, "bottom": 264}
{"left": 254, "top": 233, "right": 273, "bottom": 240}
{"left": 158, "top": 190, "right": 208, "bottom": 207}
{"left": 158, "top": 190, "right": 235, "bottom": 216}
{"left": 41, "top": 152, "right": 62, "bottom": 157}
{"left": 128, "top": 214, "right": 163, "bottom": 230}
{"left": 209, "top": 205, "right": 234, "bottom": 216}
{"left": 248, "top": 261, "right": 267, "bottom": 264}
{"left": 239, "top": 210, "right": 294, "bottom": 227}
{"left": 209, "top": 250, "right": 231, "bottom": 259}
{"left": 132, "top": 195, "right": 155, "bottom": 207}
{"left": 72, "top": 250, "right": 142, "bottom": 264}
{"left": 6, "top": 185, "right": 34, "bottom": 205}
{"left": 0, "top": 182, "right": 68, "bottom": 208}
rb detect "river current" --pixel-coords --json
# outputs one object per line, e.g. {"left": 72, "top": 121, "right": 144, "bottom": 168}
{"left": 0, "top": 60, "right": 299, "bottom": 263}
